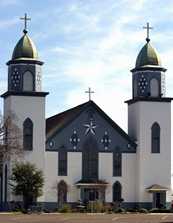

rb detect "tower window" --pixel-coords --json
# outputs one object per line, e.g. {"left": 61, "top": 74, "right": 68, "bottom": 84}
{"left": 113, "top": 152, "right": 122, "bottom": 177}
{"left": 151, "top": 122, "right": 160, "bottom": 153}
{"left": 113, "top": 181, "right": 122, "bottom": 202}
{"left": 23, "top": 118, "right": 33, "bottom": 150}
{"left": 58, "top": 150, "right": 67, "bottom": 176}
{"left": 150, "top": 78, "right": 159, "bottom": 97}
{"left": 23, "top": 71, "right": 34, "bottom": 91}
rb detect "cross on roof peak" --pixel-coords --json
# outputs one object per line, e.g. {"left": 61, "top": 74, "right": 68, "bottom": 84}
{"left": 20, "top": 13, "right": 31, "bottom": 34}
{"left": 143, "top": 22, "right": 153, "bottom": 43}
{"left": 85, "top": 87, "right": 94, "bottom": 101}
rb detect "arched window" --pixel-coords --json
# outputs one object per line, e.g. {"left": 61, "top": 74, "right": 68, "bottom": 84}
{"left": 113, "top": 181, "right": 122, "bottom": 202}
{"left": 23, "top": 71, "right": 34, "bottom": 91}
{"left": 4, "top": 164, "right": 7, "bottom": 203}
{"left": 82, "top": 136, "right": 98, "bottom": 180}
{"left": 23, "top": 118, "right": 33, "bottom": 150}
{"left": 58, "top": 180, "right": 67, "bottom": 207}
{"left": 150, "top": 78, "right": 159, "bottom": 97}
{"left": 151, "top": 122, "right": 160, "bottom": 153}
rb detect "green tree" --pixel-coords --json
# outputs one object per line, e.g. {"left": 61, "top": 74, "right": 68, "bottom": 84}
{"left": 10, "top": 162, "right": 44, "bottom": 210}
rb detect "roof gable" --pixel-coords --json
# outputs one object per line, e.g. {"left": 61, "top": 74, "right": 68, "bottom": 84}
{"left": 46, "top": 101, "right": 136, "bottom": 152}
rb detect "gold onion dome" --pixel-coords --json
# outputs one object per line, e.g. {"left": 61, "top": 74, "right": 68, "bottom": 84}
{"left": 135, "top": 41, "right": 161, "bottom": 68}
{"left": 12, "top": 30, "right": 38, "bottom": 60}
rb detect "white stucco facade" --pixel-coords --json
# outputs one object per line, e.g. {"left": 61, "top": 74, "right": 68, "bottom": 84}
{"left": 3, "top": 95, "right": 46, "bottom": 202}
{"left": 128, "top": 101, "right": 172, "bottom": 204}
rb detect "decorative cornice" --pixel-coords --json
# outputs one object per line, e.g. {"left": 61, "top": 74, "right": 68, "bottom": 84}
{"left": 1, "top": 91, "right": 49, "bottom": 98}
{"left": 6, "top": 59, "right": 43, "bottom": 66}
{"left": 125, "top": 97, "right": 173, "bottom": 105}
{"left": 131, "top": 66, "right": 166, "bottom": 73}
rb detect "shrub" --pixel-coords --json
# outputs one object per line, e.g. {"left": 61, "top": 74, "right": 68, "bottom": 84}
{"left": 105, "top": 203, "right": 113, "bottom": 214}
{"left": 59, "top": 204, "right": 71, "bottom": 213}
{"left": 114, "top": 207, "right": 126, "bottom": 213}
{"left": 139, "top": 208, "right": 148, "bottom": 213}
{"left": 87, "top": 201, "right": 104, "bottom": 213}
{"left": 126, "top": 208, "right": 138, "bottom": 213}
{"left": 149, "top": 208, "right": 170, "bottom": 213}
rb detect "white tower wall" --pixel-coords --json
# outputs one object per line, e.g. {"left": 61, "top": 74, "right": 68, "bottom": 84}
{"left": 128, "top": 101, "right": 171, "bottom": 204}
{"left": 3, "top": 95, "right": 46, "bottom": 202}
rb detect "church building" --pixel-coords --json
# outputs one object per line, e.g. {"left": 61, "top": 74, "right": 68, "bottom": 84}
{"left": 0, "top": 17, "right": 172, "bottom": 210}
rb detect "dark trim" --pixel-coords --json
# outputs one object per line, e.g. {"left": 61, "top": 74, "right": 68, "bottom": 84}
{"left": 7, "top": 59, "right": 43, "bottom": 66}
{"left": 131, "top": 66, "right": 166, "bottom": 72}
{"left": 46, "top": 100, "right": 136, "bottom": 148}
{"left": 46, "top": 148, "right": 136, "bottom": 153}
{"left": 1, "top": 91, "right": 49, "bottom": 98}
{"left": 125, "top": 97, "right": 173, "bottom": 105}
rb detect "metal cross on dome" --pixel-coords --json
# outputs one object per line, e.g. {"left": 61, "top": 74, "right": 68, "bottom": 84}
{"left": 143, "top": 22, "right": 153, "bottom": 42}
{"left": 20, "top": 13, "right": 31, "bottom": 32}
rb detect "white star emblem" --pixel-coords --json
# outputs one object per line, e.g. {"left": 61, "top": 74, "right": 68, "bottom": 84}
{"left": 84, "top": 120, "right": 97, "bottom": 135}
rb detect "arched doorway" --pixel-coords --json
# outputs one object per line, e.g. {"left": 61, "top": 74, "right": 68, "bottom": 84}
{"left": 113, "top": 181, "right": 122, "bottom": 202}
{"left": 57, "top": 180, "right": 67, "bottom": 208}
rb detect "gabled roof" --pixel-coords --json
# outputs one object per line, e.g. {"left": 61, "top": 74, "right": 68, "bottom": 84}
{"left": 146, "top": 184, "right": 169, "bottom": 192}
{"left": 46, "top": 100, "right": 136, "bottom": 147}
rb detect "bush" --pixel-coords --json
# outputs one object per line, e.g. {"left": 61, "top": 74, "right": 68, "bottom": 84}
{"left": 149, "top": 208, "right": 170, "bottom": 213}
{"left": 139, "top": 208, "right": 148, "bottom": 213}
{"left": 114, "top": 207, "right": 126, "bottom": 213}
{"left": 59, "top": 204, "right": 71, "bottom": 213}
{"left": 105, "top": 203, "right": 113, "bottom": 214}
{"left": 87, "top": 201, "right": 104, "bottom": 213}
{"left": 126, "top": 208, "right": 138, "bottom": 213}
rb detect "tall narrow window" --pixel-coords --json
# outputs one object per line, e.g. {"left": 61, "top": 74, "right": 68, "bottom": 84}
{"left": 82, "top": 136, "right": 98, "bottom": 180}
{"left": 23, "top": 71, "right": 34, "bottom": 91}
{"left": 113, "top": 152, "right": 122, "bottom": 176}
{"left": 58, "top": 150, "right": 67, "bottom": 176}
{"left": 151, "top": 122, "right": 160, "bottom": 153}
{"left": 23, "top": 118, "right": 33, "bottom": 150}
{"left": 58, "top": 180, "right": 67, "bottom": 208}
{"left": 4, "top": 164, "right": 7, "bottom": 203}
{"left": 150, "top": 78, "right": 159, "bottom": 97}
{"left": 113, "top": 181, "right": 122, "bottom": 202}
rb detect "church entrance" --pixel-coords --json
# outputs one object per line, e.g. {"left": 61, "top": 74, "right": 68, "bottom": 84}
{"left": 79, "top": 186, "right": 106, "bottom": 203}
{"left": 146, "top": 184, "right": 168, "bottom": 209}
{"left": 83, "top": 188, "right": 99, "bottom": 202}
{"left": 153, "top": 192, "right": 166, "bottom": 208}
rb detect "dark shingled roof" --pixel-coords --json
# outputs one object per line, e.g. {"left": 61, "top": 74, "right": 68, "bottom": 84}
{"left": 46, "top": 100, "right": 136, "bottom": 147}
{"left": 46, "top": 101, "right": 89, "bottom": 138}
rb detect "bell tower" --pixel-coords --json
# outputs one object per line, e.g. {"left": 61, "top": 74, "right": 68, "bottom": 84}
{"left": 6, "top": 14, "right": 43, "bottom": 93}
{"left": 1, "top": 14, "right": 48, "bottom": 204}
{"left": 126, "top": 23, "right": 172, "bottom": 208}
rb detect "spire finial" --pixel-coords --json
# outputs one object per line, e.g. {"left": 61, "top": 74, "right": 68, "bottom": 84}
{"left": 85, "top": 87, "right": 94, "bottom": 101}
{"left": 20, "top": 13, "right": 31, "bottom": 34}
{"left": 143, "top": 22, "right": 153, "bottom": 42}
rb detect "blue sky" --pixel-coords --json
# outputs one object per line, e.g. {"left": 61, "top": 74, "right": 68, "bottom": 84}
{"left": 1, "top": 0, "right": 173, "bottom": 130}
